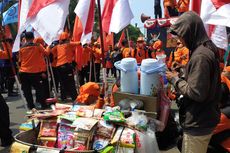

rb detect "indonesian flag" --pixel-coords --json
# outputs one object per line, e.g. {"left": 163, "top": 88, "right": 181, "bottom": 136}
{"left": 200, "top": 0, "right": 229, "bottom": 50}
{"left": 200, "top": 0, "right": 230, "bottom": 27}
{"left": 27, "top": 0, "right": 70, "bottom": 45}
{"left": 73, "top": 0, "right": 95, "bottom": 70}
{"left": 102, "top": 0, "right": 134, "bottom": 34}
{"left": 13, "top": 0, "right": 70, "bottom": 52}
{"left": 73, "top": 0, "right": 95, "bottom": 44}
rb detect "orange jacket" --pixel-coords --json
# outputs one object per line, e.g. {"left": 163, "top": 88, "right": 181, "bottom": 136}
{"left": 177, "top": 0, "right": 189, "bottom": 13}
{"left": 131, "top": 48, "right": 148, "bottom": 64}
{"left": 82, "top": 46, "right": 91, "bottom": 67}
{"left": 213, "top": 113, "right": 230, "bottom": 152}
{"left": 19, "top": 43, "right": 48, "bottom": 73}
{"left": 51, "top": 42, "right": 80, "bottom": 67}
{"left": 122, "top": 47, "right": 131, "bottom": 58}
{"left": 0, "top": 42, "right": 12, "bottom": 59}
{"left": 164, "top": 0, "right": 177, "bottom": 7}
{"left": 167, "top": 47, "right": 189, "bottom": 68}
{"left": 110, "top": 84, "right": 119, "bottom": 107}
{"left": 94, "top": 48, "right": 102, "bottom": 64}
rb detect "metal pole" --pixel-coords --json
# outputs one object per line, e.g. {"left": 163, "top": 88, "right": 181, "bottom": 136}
{"left": 97, "top": 0, "right": 108, "bottom": 97}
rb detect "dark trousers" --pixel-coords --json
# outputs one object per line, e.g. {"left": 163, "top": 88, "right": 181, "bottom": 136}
{"left": 0, "top": 94, "right": 12, "bottom": 145}
{"left": 42, "top": 72, "right": 50, "bottom": 100}
{"left": 154, "top": 5, "right": 162, "bottom": 18}
{"left": 112, "top": 66, "right": 120, "bottom": 78}
{"left": 79, "top": 65, "right": 89, "bottom": 86}
{"left": 167, "top": 6, "right": 178, "bottom": 17}
{"left": 57, "top": 63, "right": 77, "bottom": 101}
{"left": 95, "top": 63, "right": 101, "bottom": 82}
{"left": 19, "top": 72, "right": 46, "bottom": 109}
{"left": 50, "top": 67, "right": 60, "bottom": 94}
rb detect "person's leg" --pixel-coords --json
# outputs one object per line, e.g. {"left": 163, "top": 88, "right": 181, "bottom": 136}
{"left": 65, "top": 64, "right": 77, "bottom": 101}
{"left": 42, "top": 72, "right": 50, "bottom": 100}
{"left": 6, "top": 67, "right": 17, "bottom": 96}
{"left": 78, "top": 69, "right": 85, "bottom": 86}
{"left": 0, "top": 94, "right": 13, "bottom": 146}
{"left": 182, "top": 133, "right": 212, "bottom": 153}
{"left": 31, "top": 73, "right": 47, "bottom": 109}
{"left": 57, "top": 66, "right": 67, "bottom": 101}
{"left": 20, "top": 73, "right": 35, "bottom": 109}
{"left": 95, "top": 63, "right": 101, "bottom": 82}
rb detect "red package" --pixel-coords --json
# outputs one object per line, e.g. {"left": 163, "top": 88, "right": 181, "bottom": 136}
{"left": 39, "top": 137, "right": 56, "bottom": 147}
{"left": 39, "top": 120, "right": 57, "bottom": 137}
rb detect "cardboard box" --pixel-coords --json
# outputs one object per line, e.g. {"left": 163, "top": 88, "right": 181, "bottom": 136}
{"left": 113, "top": 92, "right": 159, "bottom": 118}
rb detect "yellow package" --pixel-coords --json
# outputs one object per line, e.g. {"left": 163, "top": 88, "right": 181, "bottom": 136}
{"left": 10, "top": 142, "right": 30, "bottom": 153}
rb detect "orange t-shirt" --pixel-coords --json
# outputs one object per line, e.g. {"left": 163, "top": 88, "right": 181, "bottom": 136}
{"left": 0, "top": 50, "right": 9, "bottom": 59}
{"left": 19, "top": 43, "right": 48, "bottom": 73}
{"left": 0, "top": 42, "right": 12, "bottom": 59}
{"left": 94, "top": 48, "right": 102, "bottom": 64}
{"left": 122, "top": 47, "right": 131, "bottom": 58}
{"left": 51, "top": 42, "right": 80, "bottom": 67}
{"left": 177, "top": 0, "right": 189, "bottom": 13}
{"left": 82, "top": 46, "right": 91, "bottom": 66}
{"left": 131, "top": 48, "right": 148, "bottom": 64}
{"left": 180, "top": 47, "right": 189, "bottom": 65}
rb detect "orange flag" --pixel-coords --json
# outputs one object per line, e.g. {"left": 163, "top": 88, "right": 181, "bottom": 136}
{"left": 118, "top": 30, "right": 125, "bottom": 47}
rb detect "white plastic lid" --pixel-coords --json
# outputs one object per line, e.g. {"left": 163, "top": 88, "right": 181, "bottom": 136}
{"left": 141, "top": 58, "right": 160, "bottom": 72}
{"left": 120, "top": 58, "right": 137, "bottom": 71}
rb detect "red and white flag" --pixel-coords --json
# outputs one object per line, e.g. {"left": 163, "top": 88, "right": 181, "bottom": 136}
{"left": 73, "top": 0, "right": 95, "bottom": 44}
{"left": 117, "top": 30, "right": 125, "bottom": 47}
{"left": 102, "top": 0, "right": 134, "bottom": 34}
{"left": 200, "top": 0, "right": 229, "bottom": 49}
{"left": 200, "top": 0, "right": 230, "bottom": 27}
{"left": 13, "top": 0, "right": 70, "bottom": 52}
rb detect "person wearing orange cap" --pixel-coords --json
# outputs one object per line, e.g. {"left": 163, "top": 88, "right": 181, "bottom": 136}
{"left": 167, "top": 39, "right": 189, "bottom": 69}
{"left": 49, "top": 32, "right": 81, "bottom": 101}
{"left": 131, "top": 37, "right": 148, "bottom": 64}
{"left": 19, "top": 32, "right": 49, "bottom": 109}
{"left": 177, "top": 0, "right": 189, "bottom": 15}
{"left": 151, "top": 40, "right": 165, "bottom": 59}
{"left": 208, "top": 66, "right": 230, "bottom": 152}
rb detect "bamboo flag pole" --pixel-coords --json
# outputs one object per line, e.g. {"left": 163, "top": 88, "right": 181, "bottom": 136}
{"left": 97, "top": 0, "right": 108, "bottom": 97}
{"left": 126, "top": 28, "right": 132, "bottom": 53}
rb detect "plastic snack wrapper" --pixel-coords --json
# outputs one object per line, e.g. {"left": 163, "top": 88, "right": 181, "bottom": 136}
{"left": 93, "top": 136, "right": 110, "bottom": 150}
{"left": 39, "top": 137, "right": 57, "bottom": 147}
{"left": 10, "top": 142, "right": 30, "bottom": 153}
{"left": 115, "top": 147, "right": 134, "bottom": 153}
{"left": 36, "top": 148, "right": 59, "bottom": 153}
{"left": 72, "top": 117, "right": 98, "bottom": 131}
{"left": 103, "top": 110, "right": 125, "bottom": 123}
{"left": 39, "top": 120, "right": 57, "bottom": 137}
{"left": 111, "top": 127, "right": 136, "bottom": 148}
{"left": 57, "top": 123, "right": 75, "bottom": 149}
{"left": 72, "top": 105, "right": 95, "bottom": 117}
{"left": 100, "top": 146, "right": 115, "bottom": 153}
{"left": 96, "top": 120, "right": 116, "bottom": 138}
{"left": 19, "top": 119, "right": 39, "bottom": 131}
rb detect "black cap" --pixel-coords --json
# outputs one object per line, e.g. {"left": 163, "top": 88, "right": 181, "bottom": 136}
{"left": 25, "top": 32, "right": 34, "bottom": 40}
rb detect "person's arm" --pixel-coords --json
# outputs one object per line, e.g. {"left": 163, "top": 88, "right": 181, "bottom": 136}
{"left": 171, "top": 55, "right": 211, "bottom": 102}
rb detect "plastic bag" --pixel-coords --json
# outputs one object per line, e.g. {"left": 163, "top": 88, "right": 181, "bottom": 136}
{"left": 93, "top": 136, "right": 110, "bottom": 150}
{"left": 103, "top": 110, "right": 125, "bottom": 123}
{"left": 126, "top": 111, "right": 148, "bottom": 131}
{"left": 135, "top": 129, "right": 160, "bottom": 153}
{"left": 96, "top": 120, "right": 116, "bottom": 138}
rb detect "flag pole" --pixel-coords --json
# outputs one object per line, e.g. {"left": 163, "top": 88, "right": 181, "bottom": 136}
{"left": 97, "top": 0, "right": 108, "bottom": 97}
{"left": 0, "top": 13, "right": 29, "bottom": 110}
{"left": 126, "top": 28, "right": 131, "bottom": 52}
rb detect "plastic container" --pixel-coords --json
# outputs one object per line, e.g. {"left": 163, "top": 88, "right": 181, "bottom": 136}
{"left": 140, "top": 59, "right": 165, "bottom": 96}
{"left": 114, "top": 58, "right": 138, "bottom": 94}
{"left": 156, "top": 54, "right": 167, "bottom": 64}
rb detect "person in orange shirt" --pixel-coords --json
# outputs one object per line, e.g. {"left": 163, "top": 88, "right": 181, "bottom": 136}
{"left": 208, "top": 66, "right": 230, "bottom": 152}
{"left": 93, "top": 42, "right": 102, "bottom": 82}
{"left": 49, "top": 32, "right": 80, "bottom": 101}
{"left": 177, "top": 0, "right": 189, "bottom": 15}
{"left": 19, "top": 32, "right": 48, "bottom": 110}
{"left": 78, "top": 43, "right": 92, "bottom": 86}
{"left": 105, "top": 45, "right": 113, "bottom": 77}
{"left": 167, "top": 39, "right": 189, "bottom": 68}
{"left": 151, "top": 40, "right": 165, "bottom": 59}
{"left": 164, "top": 0, "right": 178, "bottom": 18}
{"left": 121, "top": 39, "right": 131, "bottom": 58}
{"left": 131, "top": 37, "right": 148, "bottom": 64}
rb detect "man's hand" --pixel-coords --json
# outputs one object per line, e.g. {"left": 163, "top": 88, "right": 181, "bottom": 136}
{"left": 166, "top": 70, "right": 179, "bottom": 81}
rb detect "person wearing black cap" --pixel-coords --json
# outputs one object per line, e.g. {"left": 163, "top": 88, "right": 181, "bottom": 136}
{"left": 19, "top": 32, "right": 49, "bottom": 109}
{"left": 166, "top": 11, "right": 221, "bottom": 153}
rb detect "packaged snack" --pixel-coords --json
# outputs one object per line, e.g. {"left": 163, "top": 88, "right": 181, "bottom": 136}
{"left": 93, "top": 109, "right": 105, "bottom": 118}
{"left": 57, "top": 123, "right": 75, "bottom": 149}
{"left": 93, "top": 136, "right": 109, "bottom": 150}
{"left": 72, "top": 117, "right": 98, "bottom": 131}
{"left": 103, "top": 110, "right": 125, "bottom": 123}
{"left": 126, "top": 111, "right": 148, "bottom": 131}
{"left": 73, "top": 132, "right": 89, "bottom": 150}
{"left": 19, "top": 119, "right": 39, "bottom": 131}
{"left": 73, "top": 105, "right": 95, "bottom": 117}
{"left": 10, "top": 142, "right": 30, "bottom": 153}
{"left": 115, "top": 147, "right": 134, "bottom": 153}
{"left": 100, "top": 146, "right": 115, "bottom": 153}
{"left": 111, "top": 127, "right": 136, "bottom": 148}
{"left": 39, "top": 137, "right": 56, "bottom": 147}
{"left": 39, "top": 120, "right": 57, "bottom": 137}
{"left": 96, "top": 120, "right": 115, "bottom": 138}
{"left": 36, "top": 147, "right": 59, "bottom": 153}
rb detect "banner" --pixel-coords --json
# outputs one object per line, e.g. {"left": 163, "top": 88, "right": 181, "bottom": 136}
{"left": 2, "top": 3, "right": 18, "bottom": 25}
